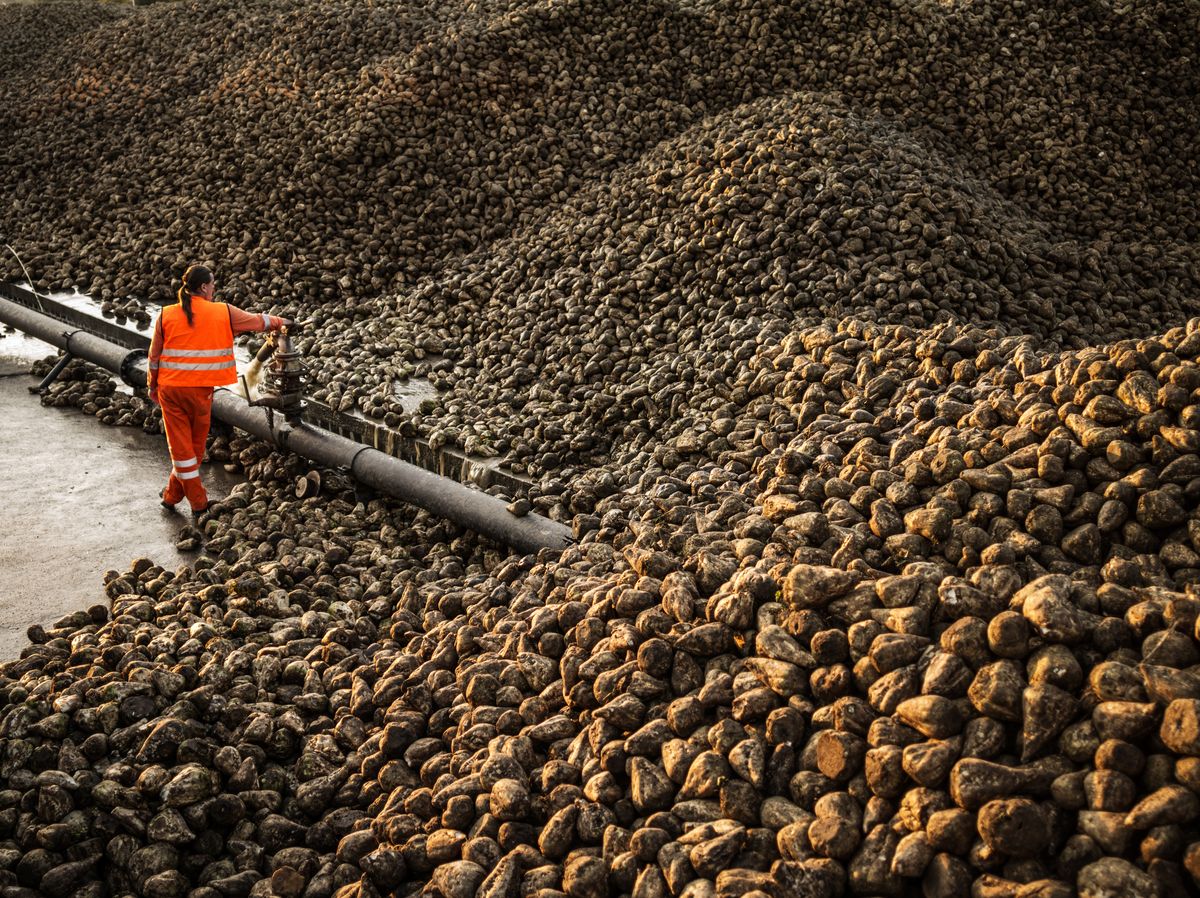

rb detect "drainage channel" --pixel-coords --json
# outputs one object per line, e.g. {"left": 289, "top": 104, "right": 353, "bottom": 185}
{"left": 0, "top": 282, "right": 535, "bottom": 495}
{"left": 0, "top": 283, "right": 571, "bottom": 554}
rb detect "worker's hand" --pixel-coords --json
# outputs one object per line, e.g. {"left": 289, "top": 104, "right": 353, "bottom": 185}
{"left": 148, "top": 385, "right": 159, "bottom": 406}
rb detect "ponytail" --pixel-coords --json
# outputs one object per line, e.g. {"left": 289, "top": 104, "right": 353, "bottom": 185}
{"left": 178, "top": 264, "right": 213, "bottom": 327}
{"left": 177, "top": 285, "right": 194, "bottom": 326}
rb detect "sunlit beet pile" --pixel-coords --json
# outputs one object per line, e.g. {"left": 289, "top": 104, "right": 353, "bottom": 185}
{"left": 3, "top": 0, "right": 1200, "bottom": 897}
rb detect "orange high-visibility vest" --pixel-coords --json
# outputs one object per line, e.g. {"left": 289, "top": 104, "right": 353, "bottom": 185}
{"left": 156, "top": 298, "right": 236, "bottom": 387}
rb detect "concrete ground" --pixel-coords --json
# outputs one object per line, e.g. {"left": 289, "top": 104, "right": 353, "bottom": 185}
{"left": 0, "top": 329, "right": 238, "bottom": 661}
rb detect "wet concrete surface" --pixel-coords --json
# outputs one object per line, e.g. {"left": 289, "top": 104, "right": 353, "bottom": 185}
{"left": 0, "top": 330, "right": 239, "bottom": 661}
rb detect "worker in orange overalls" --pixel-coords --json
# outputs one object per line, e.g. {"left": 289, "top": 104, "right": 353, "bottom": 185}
{"left": 148, "top": 264, "right": 290, "bottom": 516}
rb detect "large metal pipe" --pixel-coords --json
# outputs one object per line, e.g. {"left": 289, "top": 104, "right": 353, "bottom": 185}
{"left": 0, "top": 295, "right": 148, "bottom": 386}
{"left": 0, "top": 294, "right": 573, "bottom": 555}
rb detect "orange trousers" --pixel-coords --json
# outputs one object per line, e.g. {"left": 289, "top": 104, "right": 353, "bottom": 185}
{"left": 159, "top": 385, "right": 214, "bottom": 512}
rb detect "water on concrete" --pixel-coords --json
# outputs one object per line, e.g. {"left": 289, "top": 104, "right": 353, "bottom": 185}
{"left": 0, "top": 328, "right": 239, "bottom": 661}
{"left": 391, "top": 372, "right": 439, "bottom": 411}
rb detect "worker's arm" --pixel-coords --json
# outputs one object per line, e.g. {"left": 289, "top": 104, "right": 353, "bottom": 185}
{"left": 147, "top": 316, "right": 163, "bottom": 404}
{"left": 228, "top": 304, "right": 289, "bottom": 335}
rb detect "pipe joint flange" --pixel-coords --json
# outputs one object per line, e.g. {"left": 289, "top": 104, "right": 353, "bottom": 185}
{"left": 347, "top": 445, "right": 374, "bottom": 477}
{"left": 119, "top": 349, "right": 148, "bottom": 387}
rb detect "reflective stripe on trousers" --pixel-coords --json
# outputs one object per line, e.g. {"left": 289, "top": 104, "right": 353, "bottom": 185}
{"left": 159, "top": 386, "right": 213, "bottom": 512}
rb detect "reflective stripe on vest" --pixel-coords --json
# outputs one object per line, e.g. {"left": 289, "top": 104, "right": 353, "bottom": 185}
{"left": 159, "top": 360, "right": 236, "bottom": 371}
{"left": 157, "top": 299, "right": 236, "bottom": 387}
{"left": 161, "top": 348, "right": 233, "bottom": 357}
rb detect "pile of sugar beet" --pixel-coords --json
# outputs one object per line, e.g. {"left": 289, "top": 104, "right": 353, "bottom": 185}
{"left": 5, "top": 0, "right": 1200, "bottom": 897}
{"left": 2, "top": 0, "right": 1200, "bottom": 479}
{"left": 19, "top": 312, "right": 1200, "bottom": 898}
